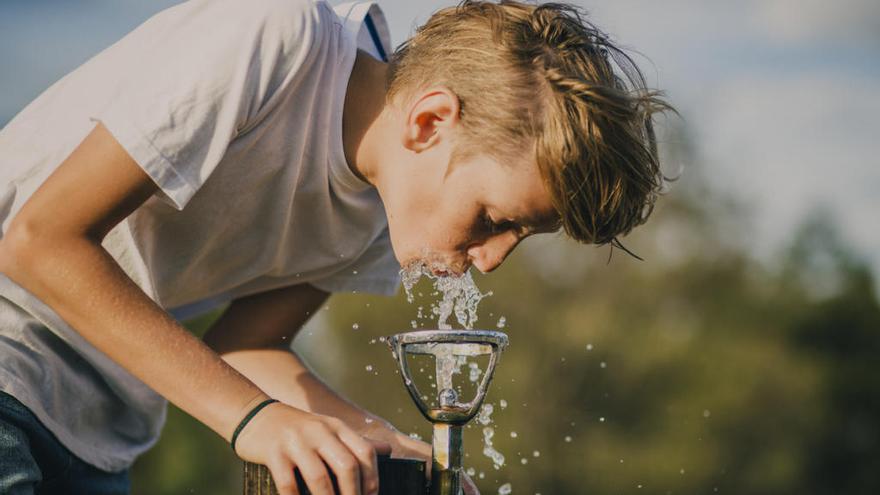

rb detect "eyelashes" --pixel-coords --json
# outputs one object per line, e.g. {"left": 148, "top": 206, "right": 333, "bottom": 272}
{"left": 482, "top": 212, "right": 516, "bottom": 235}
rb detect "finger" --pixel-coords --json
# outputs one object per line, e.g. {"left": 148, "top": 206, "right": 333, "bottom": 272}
{"left": 401, "top": 436, "right": 432, "bottom": 459}
{"left": 338, "top": 428, "right": 382, "bottom": 494}
{"left": 294, "top": 451, "right": 336, "bottom": 495}
{"left": 267, "top": 458, "right": 301, "bottom": 495}
{"left": 318, "top": 440, "right": 363, "bottom": 495}
{"left": 367, "top": 437, "right": 392, "bottom": 456}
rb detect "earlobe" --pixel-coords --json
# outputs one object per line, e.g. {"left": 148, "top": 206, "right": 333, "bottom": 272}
{"left": 402, "top": 87, "right": 460, "bottom": 153}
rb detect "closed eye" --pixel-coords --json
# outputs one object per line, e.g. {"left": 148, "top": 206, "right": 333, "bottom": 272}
{"left": 483, "top": 212, "right": 517, "bottom": 235}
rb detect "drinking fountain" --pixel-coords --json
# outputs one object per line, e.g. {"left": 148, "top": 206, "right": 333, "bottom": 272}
{"left": 387, "top": 329, "right": 509, "bottom": 495}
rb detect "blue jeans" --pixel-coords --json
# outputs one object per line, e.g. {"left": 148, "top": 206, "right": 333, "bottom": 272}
{"left": 0, "top": 392, "right": 130, "bottom": 494}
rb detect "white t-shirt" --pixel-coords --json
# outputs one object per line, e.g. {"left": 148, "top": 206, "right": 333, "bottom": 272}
{"left": 0, "top": 0, "right": 397, "bottom": 472}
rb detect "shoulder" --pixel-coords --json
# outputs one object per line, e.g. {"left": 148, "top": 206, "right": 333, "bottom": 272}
{"left": 238, "top": 0, "right": 341, "bottom": 38}
{"left": 179, "top": 0, "right": 339, "bottom": 49}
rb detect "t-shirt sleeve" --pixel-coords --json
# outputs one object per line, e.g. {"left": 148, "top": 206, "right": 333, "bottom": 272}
{"left": 90, "top": 0, "right": 327, "bottom": 210}
{"left": 310, "top": 227, "right": 401, "bottom": 296}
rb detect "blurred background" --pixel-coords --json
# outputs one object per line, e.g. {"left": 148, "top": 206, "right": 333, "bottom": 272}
{"left": 2, "top": 0, "right": 879, "bottom": 493}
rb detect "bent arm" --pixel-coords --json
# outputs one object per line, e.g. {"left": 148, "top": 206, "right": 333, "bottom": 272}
{"left": 0, "top": 122, "right": 270, "bottom": 443}
{"left": 203, "top": 284, "right": 432, "bottom": 461}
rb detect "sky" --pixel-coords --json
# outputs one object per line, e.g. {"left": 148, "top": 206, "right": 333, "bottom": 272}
{"left": 2, "top": 0, "right": 878, "bottom": 279}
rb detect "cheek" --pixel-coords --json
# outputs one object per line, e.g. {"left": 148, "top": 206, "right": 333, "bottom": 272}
{"left": 383, "top": 188, "right": 444, "bottom": 256}
{"left": 383, "top": 174, "right": 483, "bottom": 257}
{"left": 428, "top": 201, "right": 483, "bottom": 249}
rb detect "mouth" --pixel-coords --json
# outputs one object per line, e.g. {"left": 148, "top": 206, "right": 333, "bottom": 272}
{"left": 401, "top": 257, "right": 468, "bottom": 278}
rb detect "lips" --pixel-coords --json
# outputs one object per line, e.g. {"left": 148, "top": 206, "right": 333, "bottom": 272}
{"left": 402, "top": 257, "right": 468, "bottom": 278}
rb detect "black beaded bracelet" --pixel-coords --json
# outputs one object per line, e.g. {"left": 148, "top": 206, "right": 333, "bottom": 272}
{"left": 231, "top": 398, "right": 279, "bottom": 453}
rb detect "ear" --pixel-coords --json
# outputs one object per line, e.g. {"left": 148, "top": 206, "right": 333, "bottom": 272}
{"left": 401, "top": 87, "right": 460, "bottom": 153}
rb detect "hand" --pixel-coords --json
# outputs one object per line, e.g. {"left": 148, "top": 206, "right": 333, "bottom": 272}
{"left": 358, "top": 415, "right": 480, "bottom": 495}
{"left": 234, "top": 401, "right": 392, "bottom": 495}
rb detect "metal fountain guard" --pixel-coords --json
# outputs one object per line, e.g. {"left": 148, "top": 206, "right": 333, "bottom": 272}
{"left": 387, "top": 329, "right": 509, "bottom": 495}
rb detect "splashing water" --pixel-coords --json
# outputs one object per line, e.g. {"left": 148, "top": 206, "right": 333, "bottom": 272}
{"left": 482, "top": 426, "right": 506, "bottom": 469}
{"left": 498, "top": 483, "right": 512, "bottom": 494}
{"left": 477, "top": 403, "right": 494, "bottom": 425}
{"left": 475, "top": 403, "right": 506, "bottom": 469}
{"left": 401, "top": 262, "right": 490, "bottom": 329}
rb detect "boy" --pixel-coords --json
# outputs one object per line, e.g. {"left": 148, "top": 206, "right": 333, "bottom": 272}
{"left": 0, "top": 0, "right": 674, "bottom": 494}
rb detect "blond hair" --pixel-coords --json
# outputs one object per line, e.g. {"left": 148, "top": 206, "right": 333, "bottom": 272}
{"left": 387, "top": 1, "right": 678, "bottom": 256}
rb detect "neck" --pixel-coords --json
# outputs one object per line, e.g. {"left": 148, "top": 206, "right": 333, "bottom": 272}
{"left": 342, "top": 50, "right": 390, "bottom": 185}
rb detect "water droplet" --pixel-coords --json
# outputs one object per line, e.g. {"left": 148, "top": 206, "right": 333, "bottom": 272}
{"left": 680, "top": 468, "right": 686, "bottom": 475}
{"left": 352, "top": 323, "right": 360, "bottom": 330}
{"left": 498, "top": 482, "right": 512, "bottom": 494}
{"left": 499, "top": 399, "right": 508, "bottom": 409}
{"left": 364, "top": 417, "right": 374, "bottom": 424}
{"left": 564, "top": 436, "right": 572, "bottom": 443}
{"left": 520, "top": 458, "right": 528, "bottom": 465}
{"left": 586, "top": 343, "right": 593, "bottom": 351}
{"left": 365, "top": 365, "right": 373, "bottom": 372}
{"left": 496, "top": 316, "right": 506, "bottom": 329}
{"left": 703, "top": 409, "right": 711, "bottom": 418}
{"left": 600, "top": 361, "right": 607, "bottom": 369}
{"left": 352, "top": 270, "right": 358, "bottom": 275}
{"left": 599, "top": 417, "right": 605, "bottom": 423}
{"left": 510, "top": 431, "right": 518, "bottom": 438}
{"left": 466, "top": 467, "right": 476, "bottom": 476}
{"left": 532, "top": 450, "right": 540, "bottom": 457}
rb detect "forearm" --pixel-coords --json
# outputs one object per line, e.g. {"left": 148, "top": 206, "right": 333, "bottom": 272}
{"left": 0, "top": 234, "right": 268, "bottom": 442}
{"left": 219, "top": 347, "right": 374, "bottom": 429}
{"left": 221, "top": 346, "right": 432, "bottom": 461}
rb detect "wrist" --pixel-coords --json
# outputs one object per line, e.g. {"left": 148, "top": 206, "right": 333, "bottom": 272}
{"left": 231, "top": 398, "right": 279, "bottom": 453}
{"left": 227, "top": 392, "right": 274, "bottom": 443}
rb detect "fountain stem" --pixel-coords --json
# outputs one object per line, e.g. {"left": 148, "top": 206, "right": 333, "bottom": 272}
{"left": 431, "top": 423, "right": 463, "bottom": 495}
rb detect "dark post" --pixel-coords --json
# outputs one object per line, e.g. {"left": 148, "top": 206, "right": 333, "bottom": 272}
{"left": 243, "top": 456, "right": 427, "bottom": 495}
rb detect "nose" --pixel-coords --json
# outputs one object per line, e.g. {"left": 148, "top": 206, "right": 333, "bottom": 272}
{"left": 467, "top": 232, "right": 521, "bottom": 274}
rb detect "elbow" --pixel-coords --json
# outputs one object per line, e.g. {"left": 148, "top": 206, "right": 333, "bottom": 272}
{"left": 0, "top": 217, "right": 52, "bottom": 281}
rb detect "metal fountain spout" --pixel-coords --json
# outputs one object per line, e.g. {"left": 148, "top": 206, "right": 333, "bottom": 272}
{"left": 387, "top": 329, "right": 509, "bottom": 495}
